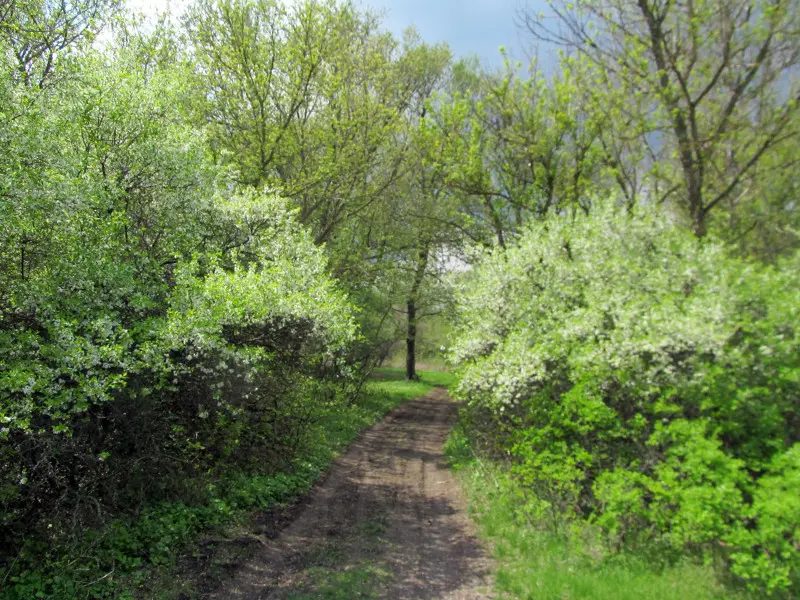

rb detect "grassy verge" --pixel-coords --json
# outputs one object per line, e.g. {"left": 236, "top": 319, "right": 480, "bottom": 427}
{"left": 444, "top": 426, "right": 754, "bottom": 600}
{"left": 380, "top": 354, "right": 450, "bottom": 372}
{"left": 1, "top": 373, "right": 446, "bottom": 600}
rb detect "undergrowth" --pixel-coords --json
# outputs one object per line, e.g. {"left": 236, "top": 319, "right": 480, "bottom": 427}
{"left": 0, "top": 375, "right": 442, "bottom": 600}
{"left": 444, "top": 425, "right": 756, "bottom": 600}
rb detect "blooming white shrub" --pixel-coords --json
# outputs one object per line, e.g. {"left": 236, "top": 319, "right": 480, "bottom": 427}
{"left": 450, "top": 202, "right": 800, "bottom": 596}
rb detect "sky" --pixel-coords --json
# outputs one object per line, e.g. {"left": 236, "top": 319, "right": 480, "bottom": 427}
{"left": 357, "top": 0, "right": 551, "bottom": 68}
{"left": 127, "top": 0, "right": 555, "bottom": 69}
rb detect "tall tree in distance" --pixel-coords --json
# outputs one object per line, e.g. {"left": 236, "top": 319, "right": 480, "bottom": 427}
{"left": 521, "top": 0, "right": 800, "bottom": 238}
{"left": 397, "top": 35, "right": 453, "bottom": 381}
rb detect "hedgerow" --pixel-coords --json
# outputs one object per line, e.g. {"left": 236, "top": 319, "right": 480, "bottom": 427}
{"left": 450, "top": 204, "right": 800, "bottom": 596}
{"left": 0, "top": 44, "right": 356, "bottom": 588}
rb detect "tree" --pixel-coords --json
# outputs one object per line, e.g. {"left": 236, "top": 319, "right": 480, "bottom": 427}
{"left": 427, "top": 54, "right": 610, "bottom": 248}
{"left": 397, "top": 139, "right": 456, "bottom": 381}
{"left": 0, "top": 0, "right": 119, "bottom": 87}
{"left": 185, "top": 0, "right": 407, "bottom": 245}
{"left": 186, "top": 2, "right": 459, "bottom": 374}
{"left": 521, "top": 0, "right": 800, "bottom": 237}
{"left": 450, "top": 203, "right": 800, "bottom": 596}
{"left": 0, "top": 18, "right": 358, "bottom": 564}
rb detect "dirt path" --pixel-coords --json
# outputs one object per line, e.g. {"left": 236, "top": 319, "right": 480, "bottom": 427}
{"left": 210, "top": 388, "right": 494, "bottom": 599}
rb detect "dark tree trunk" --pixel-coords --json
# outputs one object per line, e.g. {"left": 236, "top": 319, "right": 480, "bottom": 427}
{"left": 483, "top": 197, "right": 506, "bottom": 250}
{"left": 406, "top": 297, "right": 417, "bottom": 381}
{"left": 636, "top": 0, "right": 710, "bottom": 238}
{"left": 405, "top": 244, "right": 430, "bottom": 381}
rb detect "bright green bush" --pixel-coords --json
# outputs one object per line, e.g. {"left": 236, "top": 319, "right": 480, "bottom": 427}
{"left": 0, "top": 38, "right": 356, "bottom": 582}
{"left": 446, "top": 428, "right": 752, "bottom": 600}
{"left": 727, "top": 445, "right": 800, "bottom": 595}
{"left": 450, "top": 204, "right": 800, "bottom": 595}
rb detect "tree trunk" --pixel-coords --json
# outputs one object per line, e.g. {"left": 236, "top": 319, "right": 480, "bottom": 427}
{"left": 483, "top": 197, "right": 506, "bottom": 250}
{"left": 405, "top": 244, "right": 430, "bottom": 381}
{"left": 636, "top": 0, "right": 708, "bottom": 238}
{"left": 693, "top": 207, "right": 707, "bottom": 238}
{"left": 406, "top": 297, "right": 418, "bottom": 381}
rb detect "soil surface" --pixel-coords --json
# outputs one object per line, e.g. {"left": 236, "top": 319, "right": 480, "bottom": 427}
{"left": 209, "top": 387, "right": 494, "bottom": 599}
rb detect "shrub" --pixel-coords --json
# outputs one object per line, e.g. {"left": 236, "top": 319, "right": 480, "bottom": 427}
{"left": 0, "top": 48, "right": 356, "bottom": 573}
{"left": 450, "top": 203, "right": 800, "bottom": 595}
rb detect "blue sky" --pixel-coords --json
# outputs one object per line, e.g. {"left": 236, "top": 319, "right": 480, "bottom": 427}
{"left": 360, "top": 0, "right": 551, "bottom": 67}
{"left": 131, "top": 0, "right": 555, "bottom": 68}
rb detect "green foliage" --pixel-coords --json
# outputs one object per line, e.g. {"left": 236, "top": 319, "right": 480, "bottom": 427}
{"left": 522, "top": 1, "right": 800, "bottom": 240}
{"left": 425, "top": 52, "right": 611, "bottom": 251}
{"left": 0, "top": 9, "right": 361, "bottom": 593}
{"left": 450, "top": 204, "right": 800, "bottom": 596}
{"left": 0, "top": 2, "right": 460, "bottom": 592}
{"left": 446, "top": 433, "right": 753, "bottom": 600}
{"left": 183, "top": 0, "right": 457, "bottom": 380}
{"left": 727, "top": 446, "right": 800, "bottom": 596}
{"left": 4, "top": 0, "right": 797, "bottom": 597}
{"left": 372, "top": 367, "right": 456, "bottom": 389}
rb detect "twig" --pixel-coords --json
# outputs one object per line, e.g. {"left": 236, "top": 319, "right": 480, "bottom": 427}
{"left": 0, "top": 555, "right": 19, "bottom": 588}
{"left": 83, "top": 569, "right": 114, "bottom": 588}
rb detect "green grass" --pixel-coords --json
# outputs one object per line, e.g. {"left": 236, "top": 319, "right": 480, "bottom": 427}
{"left": 371, "top": 366, "right": 456, "bottom": 388}
{"left": 444, "top": 427, "right": 754, "bottom": 600}
{"left": 286, "top": 564, "right": 391, "bottom": 600}
{"left": 382, "top": 354, "right": 450, "bottom": 372}
{"left": 1, "top": 372, "right": 444, "bottom": 600}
